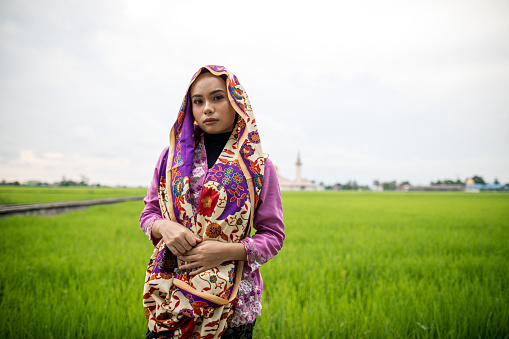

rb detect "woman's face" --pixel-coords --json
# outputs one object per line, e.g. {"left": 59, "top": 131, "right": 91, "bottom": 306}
{"left": 190, "top": 72, "right": 237, "bottom": 134}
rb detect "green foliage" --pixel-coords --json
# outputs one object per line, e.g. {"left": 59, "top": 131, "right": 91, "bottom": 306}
{"left": 431, "top": 179, "right": 465, "bottom": 186}
{"left": 0, "top": 201, "right": 151, "bottom": 338}
{"left": 0, "top": 192, "right": 508, "bottom": 338}
{"left": 0, "top": 186, "right": 147, "bottom": 205}
{"left": 472, "top": 175, "right": 486, "bottom": 185}
{"left": 382, "top": 180, "right": 397, "bottom": 190}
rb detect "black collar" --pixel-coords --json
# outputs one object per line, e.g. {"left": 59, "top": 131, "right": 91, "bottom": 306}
{"left": 204, "top": 132, "right": 231, "bottom": 169}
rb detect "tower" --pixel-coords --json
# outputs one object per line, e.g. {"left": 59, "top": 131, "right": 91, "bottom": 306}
{"left": 296, "top": 152, "right": 302, "bottom": 182}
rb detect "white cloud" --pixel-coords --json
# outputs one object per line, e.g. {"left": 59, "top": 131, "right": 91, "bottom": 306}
{"left": 1, "top": 0, "right": 508, "bottom": 187}
{"left": 43, "top": 152, "right": 64, "bottom": 159}
{"left": 0, "top": 149, "right": 154, "bottom": 186}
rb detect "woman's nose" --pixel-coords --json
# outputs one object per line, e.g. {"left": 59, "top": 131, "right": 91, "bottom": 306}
{"left": 204, "top": 100, "right": 214, "bottom": 114}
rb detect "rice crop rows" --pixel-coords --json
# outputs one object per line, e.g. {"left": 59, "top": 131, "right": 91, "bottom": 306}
{"left": 0, "top": 191, "right": 508, "bottom": 338}
{"left": 0, "top": 186, "right": 147, "bottom": 205}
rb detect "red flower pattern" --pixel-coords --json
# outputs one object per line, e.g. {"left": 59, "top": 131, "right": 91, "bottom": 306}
{"left": 198, "top": 188, "right": 219, "bottom": 217}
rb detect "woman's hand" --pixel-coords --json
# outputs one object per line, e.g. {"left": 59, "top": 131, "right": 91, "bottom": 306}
{"left": 152, "top": 219, "right": 201, "bottom": 256}
{"left": 178, "top": 241, "right": 247, "bottom": 276}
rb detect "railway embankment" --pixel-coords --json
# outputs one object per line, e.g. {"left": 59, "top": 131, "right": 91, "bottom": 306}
{"left": 0, "top": 196, "right": 145, "bottom": 217}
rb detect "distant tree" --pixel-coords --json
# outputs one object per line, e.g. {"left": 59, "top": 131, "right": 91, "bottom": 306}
{"left": 59, "top": 175, "right": 79, "bottom": 186}
{"left": 494, "top": 178, "right": 500, "bottom": 185}
{"left": 1, "top": 180, "right": 21, "bottom": 186}
{"left": 373, "top": 179, "right": 380, "bottom": 186}
{"left": 400, "top": 181, "right": 410, "bottom": 186}
{"left": 79, "top": 174, "right": 90, "bottom": 186}
{"left": 432, "top": 179, "right": 465, "bottom": 186}
{"left": 472, "top": 175, "right": 486, "bottom": 185}
{"left": 382, "top": 181, "right": 397, "bottom": 190}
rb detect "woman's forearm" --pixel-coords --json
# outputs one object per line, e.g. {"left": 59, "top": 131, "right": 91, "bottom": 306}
{"left": 151, "top": 219, "right": 164, "bottom": 239}
{"left": 225, "top": 242, "right": 248, "bottom": 261}
{"left": 178, "top": 241, "right": 248, "bottom": 275}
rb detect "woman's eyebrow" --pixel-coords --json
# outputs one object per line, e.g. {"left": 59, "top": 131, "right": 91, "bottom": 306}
{"left": 191, "top": 89, "right": 225, "bottom": 99}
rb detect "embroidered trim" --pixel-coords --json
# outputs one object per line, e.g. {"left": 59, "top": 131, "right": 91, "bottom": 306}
{"left": 142, "top": 216, "right": 162, "bottom": 243}
{"left": 229, "top": 237, "right": 267, "bottom": 326}
{"left": 230, "top": 265, "right": 263, "bottom": 327}
{"left": 189, "top": 136, "right": 207, "bottom": 215}
{"left": 241, "top": 237, "right": 269, "bottom": 272}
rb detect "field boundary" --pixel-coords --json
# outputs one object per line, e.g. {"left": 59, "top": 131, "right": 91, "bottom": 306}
{"left": 0, "top": 196, "right": 145, "bottom": 217}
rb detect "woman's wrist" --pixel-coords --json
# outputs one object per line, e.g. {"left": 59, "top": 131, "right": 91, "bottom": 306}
{"left": 226, "top": 242, "right": 247, "bottom": 261}
{"left": 151, "top": 219, "right": 164, "bottom": 239}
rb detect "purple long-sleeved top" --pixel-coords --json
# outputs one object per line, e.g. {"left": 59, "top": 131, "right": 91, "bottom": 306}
{"left": 139, "top": 147, "right": 285, "bottom": 327}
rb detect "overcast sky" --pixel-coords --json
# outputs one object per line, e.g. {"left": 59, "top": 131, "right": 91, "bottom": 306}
{"left": 1, "top": 0, "right": 508, "bottom": 187}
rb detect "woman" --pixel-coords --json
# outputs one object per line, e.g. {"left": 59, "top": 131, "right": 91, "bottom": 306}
{"left": 139, "top": 65, "right": 285, "bottom": 338}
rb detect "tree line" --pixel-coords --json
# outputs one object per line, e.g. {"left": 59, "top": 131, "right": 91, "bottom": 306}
{"left": 0, "top": 175, "right": 102, "bottom": 187}
{"left": 321, "top": 175, "right": 507, "bottom": 191}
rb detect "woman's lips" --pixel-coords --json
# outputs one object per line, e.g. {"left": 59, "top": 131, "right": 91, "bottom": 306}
{"left": 203, "top": 118, "right": 218, "bottom": 125}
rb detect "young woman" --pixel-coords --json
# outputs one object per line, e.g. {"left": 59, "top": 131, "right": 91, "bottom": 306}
{"left": 139, "top": 65, "right": 285, "bottom": 338}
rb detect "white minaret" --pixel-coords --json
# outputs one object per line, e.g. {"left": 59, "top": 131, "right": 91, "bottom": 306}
{"left": 296, "top": 152, "right": 302, "bottom": 182}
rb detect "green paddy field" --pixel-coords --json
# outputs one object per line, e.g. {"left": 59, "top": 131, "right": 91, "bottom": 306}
{"left": 0, "top": 189, "right": 508, "bottom": 338}
{"left": 0, "top": 186, "right": 147, "bottom": 205}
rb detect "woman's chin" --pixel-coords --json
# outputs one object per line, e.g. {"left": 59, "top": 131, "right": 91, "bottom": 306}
{"left": 200, "top": 126, "right": 233, "bottom": 135}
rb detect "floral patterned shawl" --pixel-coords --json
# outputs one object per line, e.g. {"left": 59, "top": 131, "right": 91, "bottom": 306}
{"left": 143, "top": 65, "right": 266, "bottom": 338}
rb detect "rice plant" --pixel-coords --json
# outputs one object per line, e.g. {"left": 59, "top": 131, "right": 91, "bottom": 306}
{"left": 0, "top": 192, "right": 508, "bottom": 338}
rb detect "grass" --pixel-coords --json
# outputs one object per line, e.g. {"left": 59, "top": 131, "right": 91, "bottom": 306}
{"left": 0, "top": 186, "right": 147, "bottom": 205}
{"left": 0, "top": 200, "right": 150, "bottom": 338}
{"left": 257, "top": 192, "right": 509, "bottom": 338}
{"left": 0, "top": 191, "right": 508, "bottom": 338}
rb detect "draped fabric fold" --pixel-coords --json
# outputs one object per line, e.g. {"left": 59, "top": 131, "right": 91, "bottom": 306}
{"left": 143, "top": 65, "right": 266, "bottom": 338}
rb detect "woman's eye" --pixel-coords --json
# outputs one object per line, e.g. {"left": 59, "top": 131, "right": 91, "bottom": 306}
{"left": 213, "top": 95, "right": 224, "bottom": 101}
{"left": 193, "top": 99, "right": 203, "bottom": 105}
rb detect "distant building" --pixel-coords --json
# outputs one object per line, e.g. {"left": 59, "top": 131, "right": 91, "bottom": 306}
{"left": 465, "top": 183, "right": 506, "bottom": 193}
{"left": 398, "top": 184, "right": 464, "bottom": 192}
{"left": 277, "top": 152, "right": 316, "bottom": 191}
{"left": 398, "top": 177, "right": 508, "bottom": 192}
